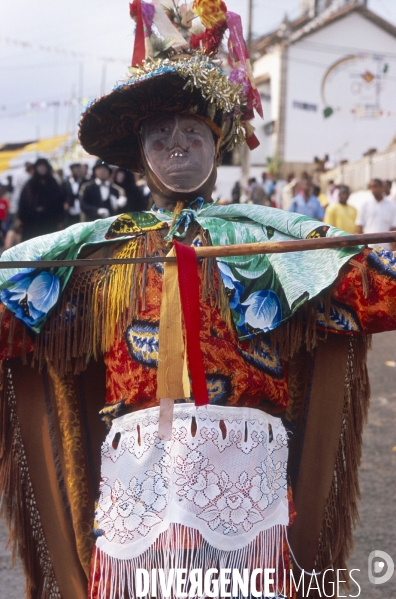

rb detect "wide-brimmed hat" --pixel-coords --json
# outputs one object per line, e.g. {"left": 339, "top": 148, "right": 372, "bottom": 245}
{"left": 79, "top": 55, "right": 246, "bottom": 171}
{"left": 78, "top": 1, "right": 262, "bottom": 171}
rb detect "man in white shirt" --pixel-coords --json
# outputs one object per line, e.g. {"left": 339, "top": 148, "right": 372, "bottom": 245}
{"left": 281, "top": 172, "right": 297, "bottom": 211}
{"left": 356, "top": 178, "right": 396, "bottom": 249}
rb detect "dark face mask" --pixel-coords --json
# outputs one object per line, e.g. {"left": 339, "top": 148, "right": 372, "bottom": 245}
{"left": 141, "top": 114, "right": 216, "bottom": 194}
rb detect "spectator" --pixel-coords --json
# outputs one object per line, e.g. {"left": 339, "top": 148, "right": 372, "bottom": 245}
{"left": 231, "top": 181, "right": 241, "bottom": 204}
{"left": 54, "top": 168, "right": 65, "bottom": 185}
{"left": 356, "top": 178, "right": 396, "bottom": 249}
{"left": 80, "top": 160, "right": 127, "bottom": 221}
{"left": 281, "top": 173, "right": 297, "bottom": 211}
{"left": 324, "top": 185, "right": 357, "bottom": 234}
{"left": 3, "top": 162, "right": 35, "bottom": 250}
{"left": 0, "top": 185, "right": 9, "bottom": 245}
{"left": 8, "top": 162, "right": 34, "bottom": 221}
{"left": 324, "top": 154, "right": 336, "bottom": 171}
{"left": 389, "top": 180, "right": 396, "bottom": 202}
{"left": 135, "top": 175, "right": 153, "bottom": 208}
{"left": 384, "top": 180, "right": 392, "bottom": 198}
{"left": 5, "top": 175, "right": 14, "bottom": 196}
{"left": 113, "top": 168, "right": 147, "bottom": 212}
{"left": 262, "top": 172, "right": 275, "bottom": 197}
{"left": 289, "top": 177, "right": 324, "bottom": 220}
{"left": 248, "top": 177, "right": 269, "bottom": 206}
{"left": 61, "top": 163, "right": 84, "bottom": 226}
{"left": 17, "top": 158, "right": 65, "bottom": 241}
{"left": 326, "top": 180, "right": 339, "bottom": 206}
{"left": 81, "top": 163, "right": 89, "bottom": 181}
{"left": 313, "top": 184, "right": 329, "bottom": 209}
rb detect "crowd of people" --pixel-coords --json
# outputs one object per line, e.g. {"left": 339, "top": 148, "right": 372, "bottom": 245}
{"left": 0, "top": 158, "right": 151, "bottom": 249}
{"left": 229, "top": 171, "right": 396, "bottom": 245}
{"left": 2, "top": 159, "right": 396, "bottom": 250}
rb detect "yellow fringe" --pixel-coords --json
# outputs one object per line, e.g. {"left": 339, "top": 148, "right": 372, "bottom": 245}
{"left": 92, "top": 237, "right": 143, "bottom": 357}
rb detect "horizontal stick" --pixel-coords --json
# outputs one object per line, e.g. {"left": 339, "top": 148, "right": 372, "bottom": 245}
{"left": 0, "top": 232, "right": 393, "bottom": 269}
{"left": 194, "top": 232, "right": 396, "bottom": 258}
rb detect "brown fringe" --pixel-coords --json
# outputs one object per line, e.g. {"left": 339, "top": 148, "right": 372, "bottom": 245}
{"left": 0, "top": 363, "right": 60, "bottom": 598}
{"left": 315, "top": 335, "right": 371, "bottom": 593}
{"left": 32, "top": 231, "right": 169, "bottom": 375}
{"left": 27, "top": 227, "right": 233, "bottom": 374}
{"left": 269, "top": 294, "right": 332, "bottom": 361}
{"left": 47, "top": 363, "right": 94, "bottom": 575}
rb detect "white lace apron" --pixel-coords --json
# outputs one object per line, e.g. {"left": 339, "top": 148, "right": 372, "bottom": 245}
{"left": 91, "top": 404, "right": 289, "bottom": 598}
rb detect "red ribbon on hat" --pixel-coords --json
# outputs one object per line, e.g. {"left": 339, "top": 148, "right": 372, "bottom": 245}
{"left": 174, "top": 240, "right": 209, "bottom": 407}
{"left": 227, "top": 11, "right": 263, "bottom": 121}
{"left": 130, "top": 0, "right": 145, "bottom": 67}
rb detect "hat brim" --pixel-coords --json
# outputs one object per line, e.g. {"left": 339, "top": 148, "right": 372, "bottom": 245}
{"left": 79, "top": 69, "right": 211, "bottom": 172}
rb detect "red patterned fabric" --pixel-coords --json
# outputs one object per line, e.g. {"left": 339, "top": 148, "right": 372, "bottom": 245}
{"left": 329, "top": 249, "right": 396, "bottom": 334}
{"left": 104, "top": 261, "right": 289, "bottom": 411}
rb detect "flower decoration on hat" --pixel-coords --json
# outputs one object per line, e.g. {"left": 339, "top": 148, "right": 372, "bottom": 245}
{"left": 192, "top": 0, "right": 227, "bottom": 28}
{"left": 128, "top": 0, "right": 263, "bottom": 150}
{"left": 78, "top": 1, "right": 263, "bottom": 170}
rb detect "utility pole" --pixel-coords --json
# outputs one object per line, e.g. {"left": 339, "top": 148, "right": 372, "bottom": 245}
{"left": 247, "top": 0, "right": 253, "bottom": 54}
{"left": 240, "top": 0, "right": 253, "bottom": 191}
{"left": 53, "top": 103, "right": 59, "bottom": 137}
{"left": 101, "top": 62, "right": 108, "bottom": 96}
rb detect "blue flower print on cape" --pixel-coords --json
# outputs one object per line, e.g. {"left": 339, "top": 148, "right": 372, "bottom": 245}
{"left": 367, "top": 248, "right": 396, "bottom": 279}
{"left": 217, "top": 261, "right": 244, "bottom": 310}
{"left": 1, "top": 270, "right": 60, "bottom": 329}
{"left": 241, "top": 290, "right": 282, "bottom": 335}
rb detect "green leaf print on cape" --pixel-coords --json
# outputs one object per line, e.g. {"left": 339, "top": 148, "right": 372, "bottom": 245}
{"left": 196, "top": 204, "right": 363, "bottom": 340}
{"left": 0, "top": 203, "right": 363, "bottom": 338}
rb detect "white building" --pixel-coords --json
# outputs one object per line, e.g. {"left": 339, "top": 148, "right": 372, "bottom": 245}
{"left": 251, "top": 0, "right": 396, "bottom": 174}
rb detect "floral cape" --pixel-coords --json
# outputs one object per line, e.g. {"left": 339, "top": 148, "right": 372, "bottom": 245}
{"left": 0, "top": 203, "right": 363, "bottom": 338}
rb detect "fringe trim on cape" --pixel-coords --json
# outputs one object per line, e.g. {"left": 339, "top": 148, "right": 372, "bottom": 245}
{"left": 316, "top": 335, "right": 371, "bottom": 593}
{"left": 27, "top": 228, "right": 227, "bottom": 376}
{"left": 0, "top": 364, "right": 60, "bottom": 598}
{"left": 268, "top": 296, "right": 326, "bottom": 361}
{"left": 89, "top": 523, "right": 288, "bottom": 599}
{"left": 30, "top": 231, "right": 168, "bottom": 375}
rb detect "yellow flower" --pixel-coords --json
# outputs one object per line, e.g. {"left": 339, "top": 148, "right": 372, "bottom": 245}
{"left": 193, "top": 0, "right": 227, "bottom": 29}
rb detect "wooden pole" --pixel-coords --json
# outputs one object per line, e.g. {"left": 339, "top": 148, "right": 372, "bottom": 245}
{"left": 0, "top": 232, "right": 394, "bottom": 269}
{"left": 194, "top": 232, "right": 396, "bottom": 259}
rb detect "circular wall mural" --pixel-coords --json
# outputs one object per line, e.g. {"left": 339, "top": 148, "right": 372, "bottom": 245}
{"left": 321, "top": 53, "right": 394, "bottom": 119}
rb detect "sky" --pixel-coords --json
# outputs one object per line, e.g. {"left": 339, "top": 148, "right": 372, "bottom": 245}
{"left": 1, "top": 0, "right": 396, "bottom": 143}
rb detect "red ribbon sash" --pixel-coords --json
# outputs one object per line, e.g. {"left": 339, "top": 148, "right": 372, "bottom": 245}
{"left": 174, "top": 241, "right": 209, "bottom": 407}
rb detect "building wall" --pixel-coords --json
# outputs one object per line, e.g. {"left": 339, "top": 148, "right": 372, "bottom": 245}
{"left": 251, "top": 48, "right": 282, "bottom": 166}
{"left": 284, "top": 12, "right": 396, "bottom": 164}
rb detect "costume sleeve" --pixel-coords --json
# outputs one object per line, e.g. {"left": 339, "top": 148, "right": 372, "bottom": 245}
{"left": 319, "top": 248, "right": 396, "bottom": 335}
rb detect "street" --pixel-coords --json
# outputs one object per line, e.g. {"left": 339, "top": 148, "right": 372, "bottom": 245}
{"left": 0, "top": 331, "right": 395, "bottom": 598}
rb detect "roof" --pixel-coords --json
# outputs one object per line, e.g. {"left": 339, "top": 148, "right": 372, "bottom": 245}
{"left": 253, "top": 5, "right": 396, "bottom": 56}
{"left": 253, "top": 15, "right": 311, "bottom": 56}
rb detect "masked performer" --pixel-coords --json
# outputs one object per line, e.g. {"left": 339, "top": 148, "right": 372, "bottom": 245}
{"left": 1, "top": 2, "right": 396, "bottom": 598}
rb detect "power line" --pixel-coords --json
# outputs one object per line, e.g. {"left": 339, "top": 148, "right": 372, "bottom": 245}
{"left": 0, "top": 36, "right": 127, "bottom": 65}
{"left": 295, "top": 39, "right": 396, "bottom": 61}
{"left": 0, "top": 61, "right": 80, "bottom": 72}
